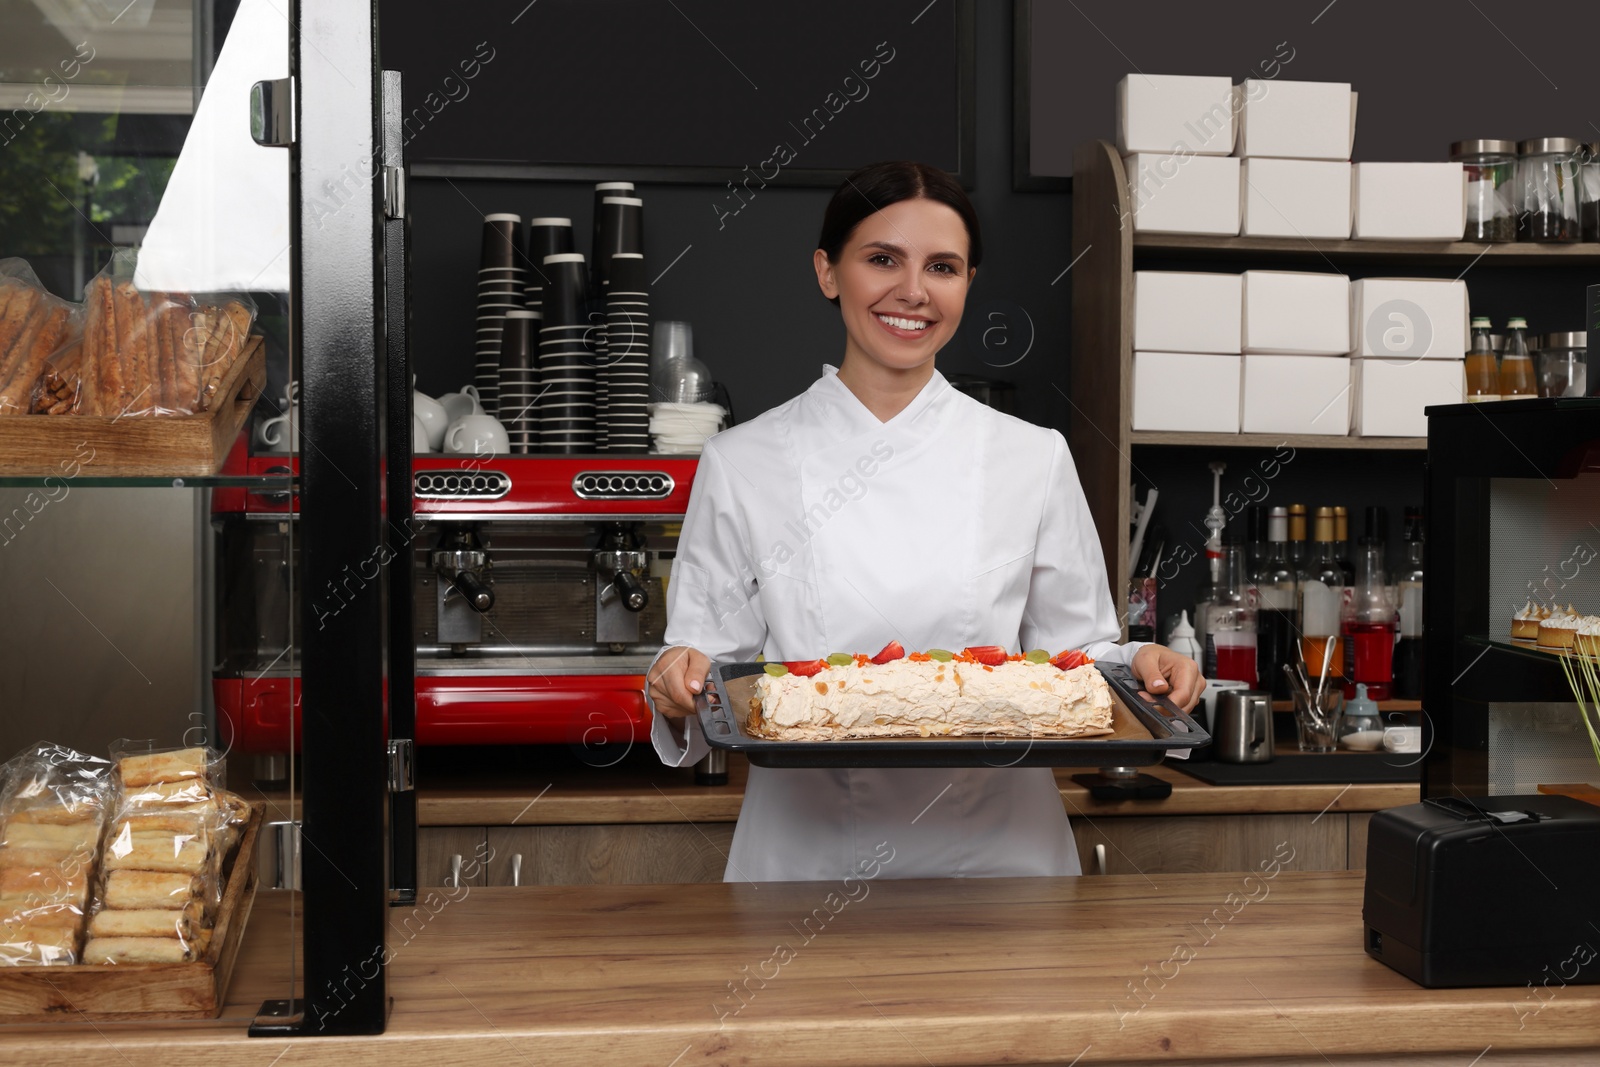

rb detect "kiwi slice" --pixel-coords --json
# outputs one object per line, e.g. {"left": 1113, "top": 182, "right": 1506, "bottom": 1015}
{"left": 826, "top": 652, "right": 854, "bottom": 666}
{"left": 1024, "top": 649, "right": 1050, "bottom": 664}
{"left": 763, "top": 662, "right": 789, "bottom": 677}
{"left": 926, "top": 648, "right": 953, "bottom": 662}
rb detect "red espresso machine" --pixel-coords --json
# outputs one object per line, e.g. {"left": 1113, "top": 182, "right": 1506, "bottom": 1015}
{"left": 209, "top": 448, "right": 714, "bottom": 781}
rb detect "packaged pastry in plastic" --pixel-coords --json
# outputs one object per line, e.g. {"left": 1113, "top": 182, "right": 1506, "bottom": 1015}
{"left": 0, "top": 259, "right": 82, "bottom": 417}
{"left": 41, "top": 252, "right": 258, "bottom": 418}
{"left": 82, "top": 743, "right": 248, "bottom": 963}
{"left": 0, "top": 742, "right": 116, "bottom": 965}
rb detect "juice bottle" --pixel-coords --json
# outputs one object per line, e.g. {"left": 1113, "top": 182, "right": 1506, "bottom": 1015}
{"left": 1465, "top": 317, "right": 1500, "bottom": 402}
{"left": 1499, "top": 317, "right": 1537, "bottom": 398}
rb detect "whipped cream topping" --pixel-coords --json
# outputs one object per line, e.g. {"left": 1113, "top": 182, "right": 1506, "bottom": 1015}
{"left": 1514, "top": 600, "right": 1542, "bottom": 621}
{"left": 1543, "top": 612, "right": 1585, "bottom": 630}
{"left": 753, "top": 659, "right": 1115, "bottom": 739}
{"left": 1577, "top": 616, "right": 1600, "bottom": 636}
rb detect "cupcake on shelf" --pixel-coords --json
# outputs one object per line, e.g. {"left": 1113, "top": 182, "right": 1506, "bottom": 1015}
{"left": 1510, "top": 600, "right": 1546, "bottom": 641}
{"left": 1576, "top": 615, "right": 1600, "bottom": 658}
{"left": 1536, "top": 603, "right": 1582, "bottom": 650}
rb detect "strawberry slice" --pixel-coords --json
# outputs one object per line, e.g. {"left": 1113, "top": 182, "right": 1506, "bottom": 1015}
{"left": 784, "top": 659, "right": 827, "bottom": 677}
{"left": 1051, "top": 649, "right": 1093, "bottom": 671}
{"left": 870, "top": 641, "right": 906, "bottom": 665}
{"left": 964, "top": 645, "right": 1008, "bottom": 666}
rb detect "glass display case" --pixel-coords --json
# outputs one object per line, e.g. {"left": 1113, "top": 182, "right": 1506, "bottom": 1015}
{"left": 1424, "top": 397, "right": 1600, "bottom": 799}
{"left": 0, "top": 0, "right": 405, "bottom": 1037}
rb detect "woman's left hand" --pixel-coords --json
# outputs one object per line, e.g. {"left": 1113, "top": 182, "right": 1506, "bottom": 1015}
{"left": 1130, "top": 643, "right": 1205, "bottom": 712}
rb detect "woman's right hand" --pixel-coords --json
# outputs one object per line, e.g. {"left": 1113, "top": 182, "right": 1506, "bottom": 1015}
{"left": 646, "top": 646, "right": 711, "bottom": 719}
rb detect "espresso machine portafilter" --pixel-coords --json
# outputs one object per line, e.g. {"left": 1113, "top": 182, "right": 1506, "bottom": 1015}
{"left": 592, "top": 522, "right": 649, "bottom": 647}
{"left": 432, "top": 527, "right": 495, "bottom": 648}
{"left": 588, "top": 521, "right": 723, "bottom": 783}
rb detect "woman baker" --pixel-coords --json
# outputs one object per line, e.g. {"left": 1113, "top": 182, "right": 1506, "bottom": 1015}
{"left": 646, "top": 160, "right": 1203, "bottom": 881}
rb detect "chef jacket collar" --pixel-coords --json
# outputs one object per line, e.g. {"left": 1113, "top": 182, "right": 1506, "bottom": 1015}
{"left": 811, "top": 363, "right": 953, "bottom": 439}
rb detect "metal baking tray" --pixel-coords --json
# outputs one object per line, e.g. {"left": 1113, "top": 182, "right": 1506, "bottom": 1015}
{"left": 695, "top": 661, "right": 1209, "bottom": 768}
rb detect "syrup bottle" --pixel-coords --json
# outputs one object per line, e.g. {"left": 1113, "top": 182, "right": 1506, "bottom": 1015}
{"left": 1253, "top": 507, "right": 1299, "bottom": 701}
{"left": 1204, "top": 522, "right": 1258, "bottom": 687}
{"left": 1299, "top": 507, "right": 1346, "bottom": 692}
{"left": 1391, "top": 507, "right": 1426, "bottom": 700}
{"left": 1340, "top": 508, "right": 1399, "bottom": 700}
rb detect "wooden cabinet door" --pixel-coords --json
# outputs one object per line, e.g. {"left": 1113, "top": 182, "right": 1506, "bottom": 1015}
{"left": 486, "top": 824, "right": 736, "bottom": 886}
{"left": 1074, "top": 814, "right": 1348, "bottom": 876}
{"left": 417, "top": 827, "right": 490, "bottom": 887}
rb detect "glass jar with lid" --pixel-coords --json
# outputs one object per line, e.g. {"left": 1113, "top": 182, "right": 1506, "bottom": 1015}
{"left": 1581, "top": 142, "right": 1600, "bottom": 242}
{"left": 1450, "top": 139, "right": 1518, "bottom": 242}
{"left": 1536, "top": 331, "right": 1587, "bottom": 397}
{"left": 1515, "top": 137, "right": 1582, "bottom": 242}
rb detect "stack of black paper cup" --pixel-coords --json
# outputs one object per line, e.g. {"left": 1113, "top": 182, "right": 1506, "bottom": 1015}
{"left": 524, "top": 217, "right": 574, "bottom": 313}
{"left": 604, "top": 252, "right": 652, "bottom": 453}
{"left": 537, "top": 252, "right": 596, "bottom": 453}
{"left": 596, "top": 195, "right": 645, "bottom": 288}
{"left": 475, "top": 213, "right": 524, "bottom": 416}
{"left": 499, "top": 309, "right": 540, "bottom": 453}
{"left": 590, "top": 182, "right": 634, "bottom": 294}
{"left": 592, "top": 193, "right": 643, "bottom": 445}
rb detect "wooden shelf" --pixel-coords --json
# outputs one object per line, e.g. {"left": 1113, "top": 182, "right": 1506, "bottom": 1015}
{"left": 1271, "top": 699, "right": 1422, "bottom": 714}
{"left": 1130, "top": 430, "right": 1427, "bottom": 450}
{"left": 1133, "top": 233, "right": 1600, "bottom": 266}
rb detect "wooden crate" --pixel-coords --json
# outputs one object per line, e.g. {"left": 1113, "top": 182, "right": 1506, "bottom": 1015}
{"left": 0, "top": 802, "right": 264, "bottom": 1021}
{"left": 0, "top": 335, "right": 266, "bottom": 478}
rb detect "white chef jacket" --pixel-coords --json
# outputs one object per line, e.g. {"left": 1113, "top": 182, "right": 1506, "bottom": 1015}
{"left": 647, "top": 366, "right": 1143, "bottom": 882}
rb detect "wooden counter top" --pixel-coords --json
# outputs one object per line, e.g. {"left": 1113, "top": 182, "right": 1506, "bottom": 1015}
{"left": 5, "top": 872, "right": 1593, "bottom": 1066}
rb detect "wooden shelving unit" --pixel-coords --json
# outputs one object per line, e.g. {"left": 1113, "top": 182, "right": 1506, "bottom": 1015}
{"left": 1068, "top": 139, "right": 1600, "bottom": 605}
{"left": 1270, "top": 699, "right": 1422, "bottom": 714}
{"left": 1134, "top": 233, "right": 1600, "bottom": 266}
{"left": 1128, "top": 430, "right": 1426, "bottom": 451}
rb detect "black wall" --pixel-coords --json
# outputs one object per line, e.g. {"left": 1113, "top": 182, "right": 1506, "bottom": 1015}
{"left": 405, "top": 2, "right": 1071, "bottom": 434}
{"left": 402, "top": 2, "right": 1593, "bottom": 641}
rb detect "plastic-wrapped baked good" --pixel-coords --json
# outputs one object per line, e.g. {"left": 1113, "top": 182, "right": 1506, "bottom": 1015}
{"left": 0, "top": 742, "right": 115, "bottom": 966}
{"left": 82, "top": 937, "right": 194, "bottom": 965}
{"left": 100, "top": 870, "right": 197, "bottom": 911}
{"left": 0, "top": 260, "right": 81, "bottom": 417}
{"left": 118, "top": 748, "right": 208, "bottom": 789}
{"left": 87, "top": 900, "right": 204, "bottom": 940}
{"left": 83, "top": 743, "right": 233, "bottom": 964}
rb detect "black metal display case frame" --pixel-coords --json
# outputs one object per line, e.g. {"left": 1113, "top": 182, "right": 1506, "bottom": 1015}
{"left": 1422, "top": 398, "right": 1600, "bottom": 798}
{"left": 248, "top": 0, "right": 409, "bottom": 1037}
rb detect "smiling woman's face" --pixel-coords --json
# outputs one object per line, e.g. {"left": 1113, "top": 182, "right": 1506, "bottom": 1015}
{"left": 813, "top": 197, "right": 975, "bottom": 376}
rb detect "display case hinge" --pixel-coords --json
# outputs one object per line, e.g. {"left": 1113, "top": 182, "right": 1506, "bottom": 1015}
{"left": 387, "top": 738, "right": 415, "bottom": 793}
{"left": 383, "top": 165, "right": 406, "bottom": 219}
{"left": 249, "top": 77, "right": 295, "bottom": 147}
{"left": 258, "top": 819, "right": 302, "bottom": 891}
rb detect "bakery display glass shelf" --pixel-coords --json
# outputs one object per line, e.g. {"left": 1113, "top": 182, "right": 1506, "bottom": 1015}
{"left": 1463, "top": 634, "right": 1599, "bottom": 666}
